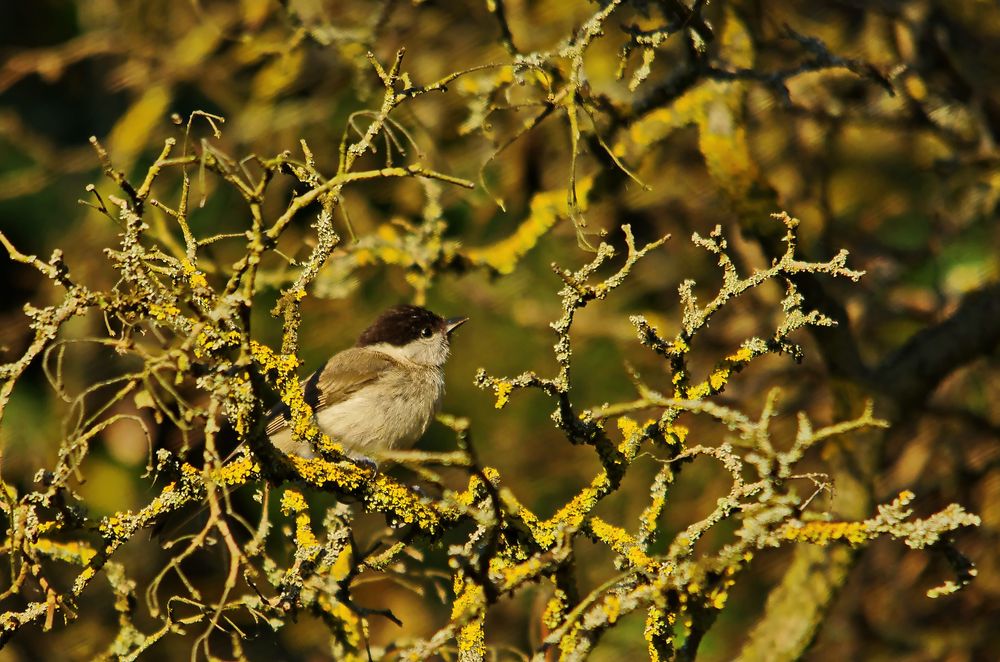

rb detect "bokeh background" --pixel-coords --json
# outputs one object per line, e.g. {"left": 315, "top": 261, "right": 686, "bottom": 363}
{"left": 1, "top": 1, "right": 998, "bottom": 660}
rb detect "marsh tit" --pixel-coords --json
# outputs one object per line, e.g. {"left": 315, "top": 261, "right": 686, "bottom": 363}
{"left": 264, "top": 304, "right": 467, "bottom": 460}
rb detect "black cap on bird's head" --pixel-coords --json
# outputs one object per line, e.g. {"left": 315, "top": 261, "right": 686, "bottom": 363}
{"left": 356, "top": 305, "right": 467, "bottom": 347}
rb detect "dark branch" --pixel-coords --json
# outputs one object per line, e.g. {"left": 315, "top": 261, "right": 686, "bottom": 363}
{"left": 875, "top": 281, "right": 1000, "bottom": 408}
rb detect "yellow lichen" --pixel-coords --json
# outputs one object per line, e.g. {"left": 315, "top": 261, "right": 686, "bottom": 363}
{"left": 73, "top": 566, "right": 97, "bottom": 594}
{"left": 686, "top": 382, "right": 711, "bottom": 400}
{"left": 451, "top": 579, "right": 486, "bottom": 662}
{"left": 280, "top": 489, "right": 308, "bottom": 516}
{"left": 316, "top": 593, "right": 364, "bottom": 657}
{"left": 640, "top": 494, "right": 666, "bottom": 534}
{"left": 603, "top": 594, "right": 621, "bottom": 624}
{"left": 453, "top": 468, "right": 501, "bottom": 509}
{"left": 281, "top": 489, "right": 320, "bottom": 555}
{"left": 533, "top": 472, "right": 613, "bottom": 548}
{"left": 209, "top": 453, "right": 259, "bottom": 487}
{"left": 285, "top": 455, "right": 442, "bottom": 534}
{"left": 498, "top": 557, "right": 546, "bottom": 591}
{"left": 32, "top": 539, "right": 97, "bottom": 565}
{"left": 147, "top": 303, "right": 181, "bottom": 321}
{"left": 100, "top": 512, "right": 135, "bottom": 540}
{"left": 590, "top": 517, "right": 658, "bottom": 574}
{"left": 617, "top": 415, "right": 640, "bottom": 440}
{"left": 193, "top": 329, "right": 241, "bottom": 358}
{"left": 644, "top": 607, "right": 672, "bottom": 662}
{"left": 622, "top": 10, "right": 776, "bottom": 224}
{"left": 708, "top": 367, "right": 731, "bottom": 392}
{"left": 615, "top": 415, "right": 653, "bottom": 456}
{"left": 709, "top": 588, "right": 728, "bottom": 610}
{"left": 250, "top": 340, "right": 347, "bottom": 458}
{"left": 328, "top": 547, "right": 353, "bottom": 582}
{"left": 493, "top": 381, "right": 514, "bottom": 409}
{"left": 726, "top": 347, "right": 754, "bottom": 363}
{"left": 180, "top": 258, "right": 208, "bottom": 289}
{"left": 558, "top": 624, "right": 583, "bottom": 660}
{"left": 36, "top": 520, "right": 60, "bottom": 534}
{"left": 783, "top": 520, "right": 871, "bottom": 546}
{"left": 543, "top": 588, "right": 568, "bottom": 630}
{"left": 661, "top": 423, "right": 687, "bottom": 446}
{"left": 467, "top": 176, "right": 594, "bottom": 275}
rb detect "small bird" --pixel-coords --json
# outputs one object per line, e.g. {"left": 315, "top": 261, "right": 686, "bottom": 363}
{"left": 154, "top": 305, "right": 465, "bottom": 538}
{"left": 264, "top": 304, "right": 467, "bottom": 460}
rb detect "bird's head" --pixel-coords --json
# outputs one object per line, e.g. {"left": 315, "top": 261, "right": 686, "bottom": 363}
{"left": 356, "top": 304, "right": 467, "bottom": 367}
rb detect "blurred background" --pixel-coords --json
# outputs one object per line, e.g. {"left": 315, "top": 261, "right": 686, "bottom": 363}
{"left": 1, "top": 1, "right": 998, "bottom": 660}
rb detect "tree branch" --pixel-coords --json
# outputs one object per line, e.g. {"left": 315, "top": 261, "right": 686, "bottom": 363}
{"left": 876, "top": 281, "right": 1000, "bottom": 408}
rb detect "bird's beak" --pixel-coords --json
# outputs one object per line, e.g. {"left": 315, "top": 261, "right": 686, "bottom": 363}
{"left": 445, "top": 316, "right": 468, "bottom": 334}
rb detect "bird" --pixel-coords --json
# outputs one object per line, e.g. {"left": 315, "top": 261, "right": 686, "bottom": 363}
{"left": 156, "top": 305, "right": 465, "bottom": 537}
{"left": 263, "top": 304, "right": 467, "bottom": 461}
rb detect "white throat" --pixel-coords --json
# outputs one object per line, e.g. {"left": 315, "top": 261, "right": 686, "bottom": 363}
{"left": 365, "top": 335, "right": 450, "bottom": 367}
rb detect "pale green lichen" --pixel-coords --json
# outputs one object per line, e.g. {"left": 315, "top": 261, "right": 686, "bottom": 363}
{"left": 780, "top": 491, "right": 981, "bottom": 550}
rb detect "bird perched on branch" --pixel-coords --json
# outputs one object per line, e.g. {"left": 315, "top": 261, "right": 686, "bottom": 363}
{"left": 155, "top": 305, "right": 465, "bottom": 538}
{"left": 265, "top": 304, "right": 467, "bottom": 460}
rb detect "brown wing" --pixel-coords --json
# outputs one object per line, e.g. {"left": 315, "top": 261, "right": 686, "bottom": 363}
{"left": 264, "top": 348, "right": 399, "bottom": 438}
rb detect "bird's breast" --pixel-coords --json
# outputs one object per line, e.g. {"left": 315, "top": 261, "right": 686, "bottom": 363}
{"left": 314, "top": 365, "right": 445, "bottom": 455}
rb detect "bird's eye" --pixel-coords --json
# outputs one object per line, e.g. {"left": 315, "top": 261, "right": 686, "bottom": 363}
{"left": 421, "top": 327, "right": 433, "bottom": 338}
